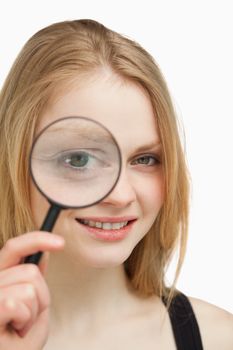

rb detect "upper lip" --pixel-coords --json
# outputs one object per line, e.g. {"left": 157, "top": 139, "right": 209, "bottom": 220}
{"left": 75, "top": 216, "right": 137, "bottom": 223}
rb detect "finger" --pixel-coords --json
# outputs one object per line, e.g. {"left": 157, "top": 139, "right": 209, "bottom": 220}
{"left": 0, "top": 232, "right": 65, "bottom": 270}
{"left": 0, "top": 264, "right": 51, "bottom": 313}
{"left": 18, "top": 308, "right": 50, "bottom": 339}
{"left": 11, "top": 285, "right": 39, "bottom": 338}
{"left": 0, "top": 283, "right": 38, "bottom": 335}
{"left": 0, "top": 297, "right": 31, "bottom": 334}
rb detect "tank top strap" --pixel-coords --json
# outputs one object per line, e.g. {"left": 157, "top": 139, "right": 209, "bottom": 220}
{"left": 162, "top": 292, "right": 204, "bottom": 350}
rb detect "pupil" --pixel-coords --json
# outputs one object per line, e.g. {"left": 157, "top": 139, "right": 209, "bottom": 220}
{"left": 70, "top": 154, "right": 88, "bottom": 167}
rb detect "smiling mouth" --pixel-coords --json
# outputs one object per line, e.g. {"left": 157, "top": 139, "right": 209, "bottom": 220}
{"left": 75, "top": 219, "right": 135, "bottom": 230}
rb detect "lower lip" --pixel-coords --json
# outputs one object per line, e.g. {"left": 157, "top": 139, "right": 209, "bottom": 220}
{"left": 76, "top": 220, "right": 136, "bottom": 241}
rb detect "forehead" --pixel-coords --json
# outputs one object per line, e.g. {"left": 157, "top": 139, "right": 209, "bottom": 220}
{"left": 39, "top": 73, "right": 160, "bottom": 152}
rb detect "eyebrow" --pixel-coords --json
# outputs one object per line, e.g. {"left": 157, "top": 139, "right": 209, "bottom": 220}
{"left": 133, "top": 141, "right": 162, "bottom": 153}
{"left": 38, "top": 125, "right": 113, "bottom": 143}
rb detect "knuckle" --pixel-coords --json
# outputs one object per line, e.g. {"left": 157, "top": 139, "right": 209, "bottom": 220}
{"left": 2, "top": 297, "right": 17, "bottom": 312}
{"left": 24, "top": 283, "right": 36, "bottom": 300}
{"left": 25, "top": 264, "right": 40, "bottom": 280}
{"left": 4, "top": 238, "right": 17, "bottom": 253}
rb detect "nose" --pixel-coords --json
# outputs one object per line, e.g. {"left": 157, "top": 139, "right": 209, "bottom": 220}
{"left": 101, "top": 169, "right": 136, "bottom": 208}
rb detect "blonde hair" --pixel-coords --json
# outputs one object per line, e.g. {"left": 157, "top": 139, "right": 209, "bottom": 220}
{"left": 0, "top": 19, "right": 190, "bottom": 305}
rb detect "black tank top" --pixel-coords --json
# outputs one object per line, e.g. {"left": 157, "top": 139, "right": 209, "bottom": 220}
{"left": 162, "top": 293, "right": 204, "bottom": 350}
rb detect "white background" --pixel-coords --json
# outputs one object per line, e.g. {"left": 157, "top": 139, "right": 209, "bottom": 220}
{"left": 0, "top": 0, "right": 232, "bottom": 313}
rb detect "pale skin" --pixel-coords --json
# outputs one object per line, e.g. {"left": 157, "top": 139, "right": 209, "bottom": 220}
{"left": 0, "top": 70, "right": 232, "bottom": 350}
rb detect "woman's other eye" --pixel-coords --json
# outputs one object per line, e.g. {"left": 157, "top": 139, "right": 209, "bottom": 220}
{"left": 131, "top": 154, "right": 161, "bottom": 167}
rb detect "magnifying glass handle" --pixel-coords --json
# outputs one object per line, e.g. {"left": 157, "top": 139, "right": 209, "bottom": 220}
{"left": 24, "top": 204, "right": 61, "bottom": 265}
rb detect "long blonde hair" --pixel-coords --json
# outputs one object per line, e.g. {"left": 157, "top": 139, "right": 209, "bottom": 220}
{"left": 0, "top": 19, "right": 190, "bottom": 304}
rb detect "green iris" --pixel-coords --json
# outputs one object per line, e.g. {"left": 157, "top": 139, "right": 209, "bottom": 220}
{"left": 68, "top": 153, "right": 89, "bottom": 168}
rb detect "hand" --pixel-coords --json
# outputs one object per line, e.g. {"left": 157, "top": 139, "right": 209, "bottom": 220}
{"left": 0, "top": 232, "right": 65, "bottom": 350}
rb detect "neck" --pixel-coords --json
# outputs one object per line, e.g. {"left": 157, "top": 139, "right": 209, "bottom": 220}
{"left": 45, "top": 250, "right": 141, "bottom": 329}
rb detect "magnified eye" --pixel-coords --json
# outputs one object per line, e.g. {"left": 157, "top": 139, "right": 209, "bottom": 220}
{"left": 63, "top": 152, "right": 91, "bottom": 169}
{"left": 57, "top": 149, "right": 108, "bottom": 174}
{"left": 33, "top": 145, "right": 117, "bottom": 185}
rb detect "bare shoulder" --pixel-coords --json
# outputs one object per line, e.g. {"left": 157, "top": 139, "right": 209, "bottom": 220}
{"left": 188, "top": 295, "right": 233, "bottom": 350}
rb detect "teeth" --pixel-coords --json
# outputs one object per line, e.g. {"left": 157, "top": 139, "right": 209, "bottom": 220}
{"left": 102, "top": 223, "right": 112, "bottom": 230}
{"left": 88, "top": 220, "right": 96, "bottom": 227}
{"left": 112, "top": 222, "right": 125, "bottom": 229}
{"left": 78, "top": 219, "right": 129, "bottom": 230}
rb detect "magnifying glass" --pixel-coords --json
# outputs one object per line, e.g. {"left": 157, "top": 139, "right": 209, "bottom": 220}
{"left": 24, "top": 116, "right": 122, "bottom": 265}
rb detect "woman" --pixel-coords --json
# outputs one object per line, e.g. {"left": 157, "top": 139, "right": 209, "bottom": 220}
{"left": 0, "top": 19, "right": 232, "bottom": 350}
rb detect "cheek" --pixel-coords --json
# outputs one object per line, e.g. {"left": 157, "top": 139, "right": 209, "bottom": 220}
{"left": 139, "top": 173, "right": 165, "bottom": 213}
{"left": 139, "top": 174, "right": 165, "bottom": 240}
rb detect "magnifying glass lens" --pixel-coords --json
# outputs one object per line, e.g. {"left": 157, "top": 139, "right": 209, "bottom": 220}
{"left": 30, "top": 116, "right": 121, "bottom": 208}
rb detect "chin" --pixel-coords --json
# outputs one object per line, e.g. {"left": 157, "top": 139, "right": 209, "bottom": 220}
{"left": 68, "top": 243, "right": 134, "bottom": 269}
